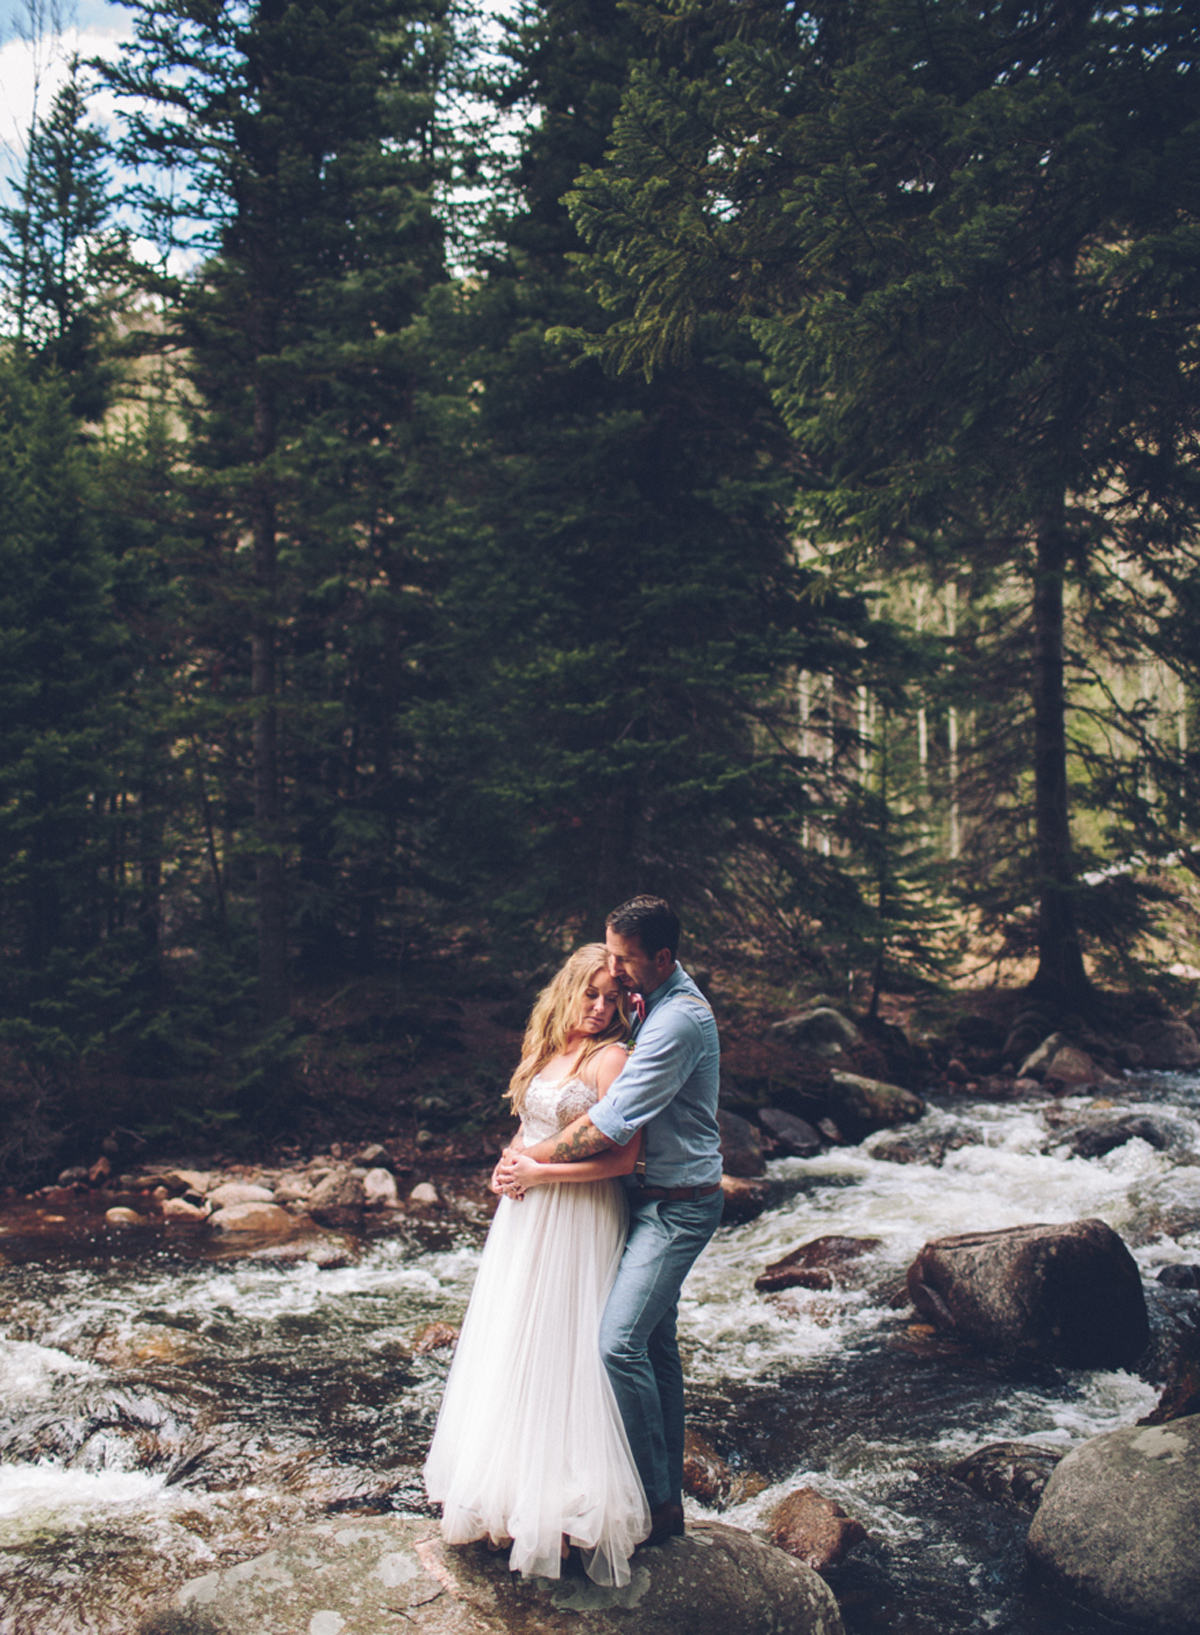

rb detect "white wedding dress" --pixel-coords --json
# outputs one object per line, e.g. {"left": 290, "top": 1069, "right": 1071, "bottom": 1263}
{"left": 423, "top": 1070, "right": 650, "bottom": 1586}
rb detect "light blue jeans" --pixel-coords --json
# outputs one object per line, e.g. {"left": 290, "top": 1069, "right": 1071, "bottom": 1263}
{"left": 599, "top": 1189, "right": 725, "bottom": 1512}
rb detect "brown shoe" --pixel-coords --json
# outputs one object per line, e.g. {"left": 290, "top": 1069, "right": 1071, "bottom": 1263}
{"left": 641, "top": 1501, "right": 685, "bottom": 1547}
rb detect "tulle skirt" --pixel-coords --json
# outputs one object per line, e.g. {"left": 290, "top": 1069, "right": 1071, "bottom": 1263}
{"left": 423, "top": 1179, "right": 650, "bottom": 1586}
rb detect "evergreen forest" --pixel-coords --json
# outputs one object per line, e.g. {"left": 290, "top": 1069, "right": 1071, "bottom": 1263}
{"left": 2, "top": 0, "right": 1199, "bottom": 1173}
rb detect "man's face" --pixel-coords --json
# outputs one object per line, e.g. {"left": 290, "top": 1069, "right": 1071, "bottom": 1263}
{"left": 605, "top": 927, "right": 673, "bottom": 996}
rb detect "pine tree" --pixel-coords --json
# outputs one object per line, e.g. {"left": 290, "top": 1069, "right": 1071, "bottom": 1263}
{"left": 103, "top": 0, "right": 455, "bottom": 1019}
{"left": 566, "top": 0, "right": 1200, "bottom": 1007}
{"left": 413, "top": 0, "right": 874, "bottom": 959}
{"left": 0, "top": 351, "right": 127, "bottom": 1053}
{"left": 0, "top": 57, "right": 135, "bottom": 417}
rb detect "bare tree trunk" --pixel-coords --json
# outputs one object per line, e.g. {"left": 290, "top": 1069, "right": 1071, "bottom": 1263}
{"left": 945, "top": 581, "right": 960, "bottom": 860}
{"left": 252, "top": 379, "right": 288, "bottom": 1024}
{"left": 1028, "top": 503, "right": 1091, "bottom": 1008}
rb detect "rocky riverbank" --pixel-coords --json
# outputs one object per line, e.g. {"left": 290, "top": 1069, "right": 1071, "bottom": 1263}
{"left": 4, "top": 983, "right": 1200, "bottom": 1635}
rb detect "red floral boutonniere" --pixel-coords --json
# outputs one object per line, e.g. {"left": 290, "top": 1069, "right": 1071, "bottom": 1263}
{"left": 626, "top": 991, "right": 646, "bottom": 1051}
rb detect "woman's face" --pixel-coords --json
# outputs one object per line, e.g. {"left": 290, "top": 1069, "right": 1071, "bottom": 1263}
{"left": 572, "top": 967, "right": 621, "bottom": 1038}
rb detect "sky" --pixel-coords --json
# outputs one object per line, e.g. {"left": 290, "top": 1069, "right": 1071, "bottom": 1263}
{"left": 1, "top": 0, "right": 132, "bottom": 162}
{"left": 0, "top": 0, "right": 520, "bottom": 254}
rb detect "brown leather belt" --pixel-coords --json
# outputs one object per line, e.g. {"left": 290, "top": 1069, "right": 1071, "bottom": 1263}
{"left": 631, "top": 1182, "right": 723, "bottom": 1202}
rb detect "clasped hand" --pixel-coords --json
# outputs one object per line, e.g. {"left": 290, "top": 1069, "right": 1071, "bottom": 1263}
{"left": 490, "top": 1147, "right": 541, "bottom": 1200}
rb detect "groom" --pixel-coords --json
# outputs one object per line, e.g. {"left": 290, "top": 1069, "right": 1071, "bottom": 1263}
{"left": 514, "top": 895, "right": 723, "bottom": 1546}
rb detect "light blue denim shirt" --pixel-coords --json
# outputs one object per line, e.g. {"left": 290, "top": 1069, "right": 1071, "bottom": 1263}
{"left": 590, "top": 963, "right": 722, "bottom": 1188}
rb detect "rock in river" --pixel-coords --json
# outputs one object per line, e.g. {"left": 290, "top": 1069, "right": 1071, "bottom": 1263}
{"left": 827, "top": 1071, "right": 924, "bottom": 1137}
{"left": 1017, "top": 1032, "right": 1067, "bottom": 1080}
{"left": 1026, "top": 1416, "right": 1200, "bottom": 1634}
{"left": 308, "top": 1169, "right": 367, "bottom": 1227}
{"left": 363, "top": 1166, "right": 399, "bottom": 1208}
{"left": 948, "top": 1441, "right": 1062, "bottom": 1512}
{"left": 756, "top": 1236, "right": 881, "bottom": 1294}
{"left": 682, "top": 1426, "right": 733, "bottom": 1506}
{"left": 170, "top": 1513, "right": 845, "bottom": 1635}
{"left": 716, "top": 1110, "right": 765, "bottom": 1177}
{"left": 758, "top": 1107, "right": 822, "bottom": 1157}
{"left": 161, "top": 1196, "right": 208, "bottom": 1223}
{"left": 766, "top": 1487, "right": 867, "bottom": 1572}
{"left": 411, "top": 1322, "right": 459, "bottom": 1354}
{"left": 906, "top": 1218, "right": 1149, "bottom": 1367}
{"left": 207, "top": 1182, "right": 275, "bottom": 1209}
{"left": 1058, "top": 1114, "right": 1184, "bottom": 1160}
{"left": 720, "top": 1175, "right": 771, "bottom": 1224}
{"left": 1041, "top": 1045, "right": 1105, "bottom": 1091}
{"left": 1158, "top": 1262, "right": 1200, "bottom": 1290}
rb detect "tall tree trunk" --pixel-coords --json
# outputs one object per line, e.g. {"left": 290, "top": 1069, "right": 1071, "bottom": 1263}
{"left": 252, "top": 378, "right": 288, "bottom": 1024}
{"left": 1028, "top": 503, "right": 1091, "bottom": 1009}
{"left": 138, "top": 742, "right": 163, "bottom": 1002}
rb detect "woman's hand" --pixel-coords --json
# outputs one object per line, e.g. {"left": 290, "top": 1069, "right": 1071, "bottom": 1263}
{"left": 491, "top": 1147, "right": 526, "bottom": 1200}
{"left": 496, "top": 1150, "right": 544, "bottom": 1193}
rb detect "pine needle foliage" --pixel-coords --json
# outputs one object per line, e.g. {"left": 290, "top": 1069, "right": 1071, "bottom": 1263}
{"left": 565, "top": 0, "right": 1200, "bottom": 1006}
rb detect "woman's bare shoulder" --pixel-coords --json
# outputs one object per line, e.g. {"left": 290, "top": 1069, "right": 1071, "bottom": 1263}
{"left": 593, "top": 1041, "right": 631, "bottom": 1092}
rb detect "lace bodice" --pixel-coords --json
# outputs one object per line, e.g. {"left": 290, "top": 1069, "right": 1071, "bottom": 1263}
{"left": 520, "top": 1071, "right": 601, "bottom": 1146}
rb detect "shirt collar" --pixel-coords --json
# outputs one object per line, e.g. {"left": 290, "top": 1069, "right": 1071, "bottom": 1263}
{"left": 643, "top": 962, "right": 684, "bottom": 1016}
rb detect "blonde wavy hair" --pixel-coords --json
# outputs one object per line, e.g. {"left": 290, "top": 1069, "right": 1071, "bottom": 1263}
{"left": 506, "top": 943, "right": 631, "bottom": 1113}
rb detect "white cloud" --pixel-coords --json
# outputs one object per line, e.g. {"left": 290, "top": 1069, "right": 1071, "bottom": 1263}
{"left": 0, "top": 15, "right": 132, "bottom": 166}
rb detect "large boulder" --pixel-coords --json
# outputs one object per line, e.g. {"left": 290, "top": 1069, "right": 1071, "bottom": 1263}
{"left": 308, "top": 1169, "right": 367, "bottom": 1228}
{"left": 364, "top": 1166, "right": 400, "bottom": 1208}
{"left": 1041, "top": 1045, "right": 1105, "bottom": 1091}
{"left": 1128, "top": 1018, "right": 1200, "bottom": 1070}
{"left": 171, "top": 1514, "right": 846, "bottom": 1635}
{"left": 1017, "top": 1032, "right": 1067, "bottom": 1080}
{"left": 827, "top": 1072, "right": 924, "bottom": 1137}
{"left": 208, "top": 1181, "right": 275, "bottom": 1209}
{"left": 758, "top": 1107, "right": 822, "bottom": 1158}
{"left": 716, "top": 1110, "right": 765, "bottom": 1177}
{"left": 209, "top": 1200, "right": 293, "bottom": 1235}
{"left": 906, "top": 1218, "right": 1149, "bottom": 1367}
{"left": 772, "top": 1007, "right": 861, "bottom": 1058}
{"left": 720, "top": 1175, "right": 772, "bottom": 1224}
{"left": 1139, "top": 1281, "right": 1200, "bottom": 1422}
{"left": 1026, "top": 1416, "right": 1200, "bottom": 1633}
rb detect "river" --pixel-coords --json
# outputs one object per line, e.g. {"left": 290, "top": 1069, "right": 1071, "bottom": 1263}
{"left": 2, "top": 1072, "right": 1198, "bottom": 1634}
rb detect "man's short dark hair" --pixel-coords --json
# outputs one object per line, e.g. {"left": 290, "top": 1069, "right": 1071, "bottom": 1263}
{"left": 606, "top": 895, "right": 680, "bottom": 960}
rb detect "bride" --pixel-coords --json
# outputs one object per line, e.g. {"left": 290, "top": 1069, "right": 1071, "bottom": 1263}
{"left": 422, "top": 944, "right": 651, "bottom": 1586}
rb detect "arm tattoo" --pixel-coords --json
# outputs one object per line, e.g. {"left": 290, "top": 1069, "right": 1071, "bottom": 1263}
{"left": 546, "top": 1117, "right": 611, "bottom": 1164}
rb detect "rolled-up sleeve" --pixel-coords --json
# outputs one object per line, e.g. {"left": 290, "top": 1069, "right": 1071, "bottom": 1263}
{"left": 590, "top": 1012, "right": 704, "bottom": 1147}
